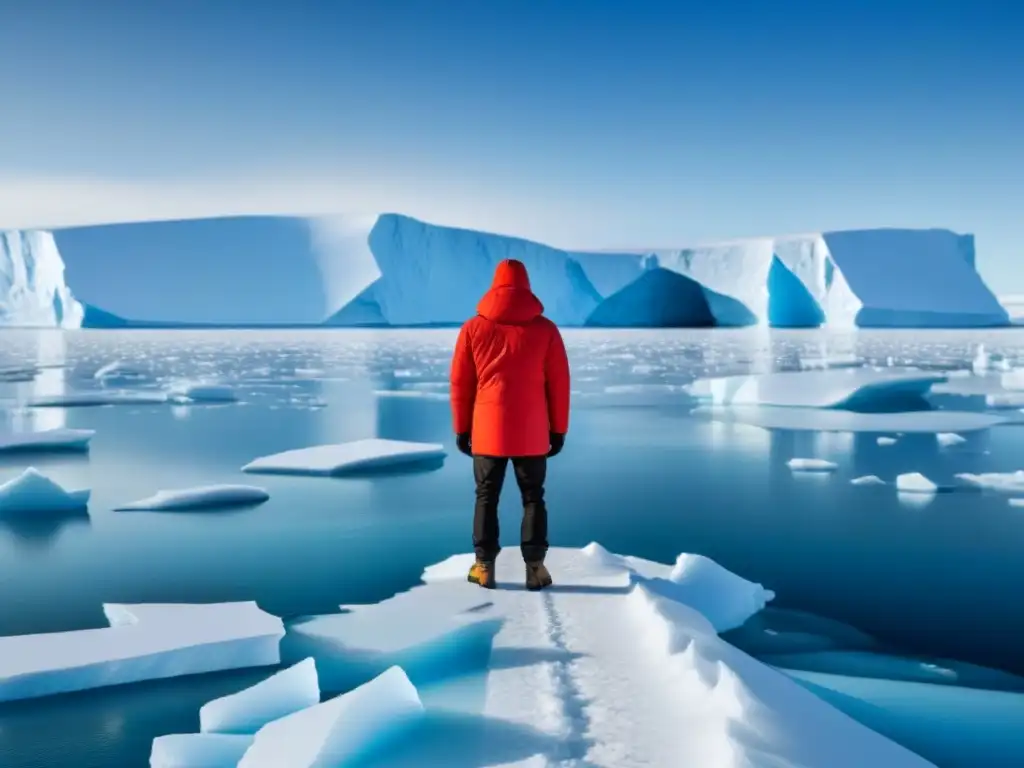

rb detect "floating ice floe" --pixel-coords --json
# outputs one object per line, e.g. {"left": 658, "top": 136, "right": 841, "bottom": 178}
{"left": 94, "top": 361, "right": 147, "bottom": 383}
{"left": 115, "top": 485, "right": 270, "bottom": 512}
{"left": 0, "top": 428, "right": 95, "bottom": 453}
{"left": 168, "top": 383, "right": 238, "bottom": 404}
{"left": 896, "top": 473, "right": 938, "bottom": 494}
{"left": 0, "top": 601, "right": 284, "bottom": 702}
{"left": 876, "top": 436, "right": 897, "bottom": 446}
{"left": 242, "top": 438, "right": 446, "bottom": 476}
{"left": 200, "top": 658, "right": 320, "bottom": 734}
{"left": 373, "top": 389, "right": 449, "bottom": 402}
{"left": 237, "top": 666, "right": 424, "bottom": 768}
{"left": 936, "top": 432, "right": 967, "bottom": 447}
{"left": 985, "top": 392, "right": 1024, "bottom": 409}
{"left": 685, "top": 368, "right": 945, "bottom": 409}
{"left": 851, "top": 475, "right": 886, "bottom": 486}
{"left": 28, "top": 391, "right": 169, "bottom": 407}
{"left": 954, "top": 471, "right": 1024, "bottom": 494}
{"left": 150, "top": 734, "right": 254, "bottom": 768}
{"left": 0, "top": 468, "right": 90, "bottom": 515}
{"left": 787, "top": 458, "right": 838, "bottom": 472}
{"left": 1009, "top": 498, "right": 1024, "bottom": 508}
{"left": 693, "top": 405, "right": 1006, "bottom": 434}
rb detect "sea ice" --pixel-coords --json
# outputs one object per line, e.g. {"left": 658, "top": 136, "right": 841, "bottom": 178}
{"left": 851, "top": 475, "right": 886, "bottom": 486}
{"left": 936, "top": 432, "right": 966, "bottom": 447}
{"left": 896, "top": 473, "right": 938, "bottom": 494}
{"left": 685, "top": 368, "right": 945, "bottom": 408}
{"left": 877, "top": 436, "right": 897, "bottom": 446}
{"left": 693, "top": 405, "right": 1006, "bottom": 434}
{"left": 0, "top": 601, "right": 284, "bottom": 702}
{"left": 787, "top": 458, "right": 838, "bottom": 472}
{"left": 0, "top": 428, "right": 95, "bottom": 453}
{"left": 200, "top": 658, "right": 320, "bottom": 734}
{"left": 169, "top": 383, "right": 238, "bottom": 403}
{"left": 954, "top": 471, "right": 1024, "bottom": 494}
{"left": 242, "top": 438, "right": 446, "bottom": 476}
{"left": 373, "top": 389, "right": 449, "bottom": 402}
{"left": 236, "top": 666, "right": 424, "bottom": 768}
{"left": 28, "top": 391, "right": 169, "bottom": 407}
{"left": 150, "top": 734, "right": 254, "bottom": 768}
{"left": 0, "top": 468, "right": 89, "bottom": 514}
{"left": 115, "top": 485, "right": 270, "bottom": 512}
{"left": 94, "top": 360, "right": 146, "bottom": 383}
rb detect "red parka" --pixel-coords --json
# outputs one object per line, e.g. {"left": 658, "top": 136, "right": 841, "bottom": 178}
{"left": 450, "top": 259, "right": 571, "bottom": 458}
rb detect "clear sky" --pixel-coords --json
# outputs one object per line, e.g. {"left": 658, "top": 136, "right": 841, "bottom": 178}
{"left": 2, "top": 0, "right": 1022, "bottom": 289}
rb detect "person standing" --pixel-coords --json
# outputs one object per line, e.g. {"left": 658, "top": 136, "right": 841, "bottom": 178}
{"left": 449, "top": 258, "right": 571, "bottom": 590}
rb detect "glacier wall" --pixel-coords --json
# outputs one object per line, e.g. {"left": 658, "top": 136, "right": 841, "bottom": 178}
{"left": 0, "top": 231, "right": 84, "bottom": 328}
{"left": 322, "top": 215, "right": 1008, "bottom": 329}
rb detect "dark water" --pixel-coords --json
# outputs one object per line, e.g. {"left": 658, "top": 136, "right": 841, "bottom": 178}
{"left": 1, "top": 328, "right": 1024, "bottom": 767}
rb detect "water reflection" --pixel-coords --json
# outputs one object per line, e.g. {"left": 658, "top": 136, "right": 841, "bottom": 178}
{"left": 0, "top": 510, "right": 91, "bottom": 550}
{"left": 7, "top": 332, "right": 68, "bottom": 433}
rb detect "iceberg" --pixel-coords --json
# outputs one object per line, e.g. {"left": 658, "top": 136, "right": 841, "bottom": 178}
{"left": 0, "top": 468, "right": 89, "bottom": 514}
{"left": 236, "top": 666, "right": 424, "bottom": 768}
{"left": 896, "top": 473, "right": 938, "bottom": 494}
{"left": 0, "top": 601, "right": 284, "bottom": 702}
{"left": 0, "top": 428, "right": 94, "bottom": 453}
{"left": 242, "top": 438, "right": 446, "bottom": 476}
{"left": 200, "top": 658, "right": 320, "bottom": 734}
{"left": 114, "top": 484, "right": 270, "bottom": 512}
{"left": 0, "top": 230, "right": 84, "bottom": 328}
{"left": 787, "top": 458, "right": 838, "bottom": 472}
{"left": 150, "top": 734, "right": 254, "bottom": 768}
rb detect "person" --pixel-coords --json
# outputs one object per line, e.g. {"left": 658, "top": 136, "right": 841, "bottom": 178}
{"left": 449, "top": 258, "right": 571, "bottom": 591}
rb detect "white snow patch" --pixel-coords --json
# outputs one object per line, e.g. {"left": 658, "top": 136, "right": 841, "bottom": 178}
{"left": 242, "top": 438, "right": 446, "bottom": 476}
{"left": 0, "top": 468, "right": 89, "bottom": 514}
{"left": 693, "top": 405, "right": 1005, "bottom": 434}
{"left": 200, "top": 658, "right": 320, "bottom": 735}
{"left": 150, "top": 734, "right": 254, "bottom": 768}
{"left": 0, "top": 428, "right": 94, "bottom": 452}
{"left": 851, "top": 475, "right": 886, "bottom": 486}
{"left": 115, "top": 484, "right": 270, "bottom": 512}
{"left": 787, "top": 458, "right": 838, "bottom": 472}
{"left": 0, "top": 602, "right": 284, "bottom": 702}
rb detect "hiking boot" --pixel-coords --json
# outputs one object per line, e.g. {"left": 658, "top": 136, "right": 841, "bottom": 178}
{"left": 525, "top": 561, "right": 552, "bottom": 591}
{"left": 468, "top": 560, "right": 496, "bottom": 589}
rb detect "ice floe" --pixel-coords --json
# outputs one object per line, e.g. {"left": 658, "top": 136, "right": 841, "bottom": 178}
{"left": 876, "top": 436, "right": 897, "bottom": 446}
{"left": 373, "top": 389, "right": 449, "bottom": 402}
{"left": 115, "top": 484, "right": 270, "bottom": 512}
{"left": 896, "top": 473, "right": 938, "bottom": 494}
{"left": 954, "top": 471, "right": 1024, "bottom": 494}
{"left": 169, "top": 383, "right": 238, "bottom": 403}
{"left": 94, "top": 361, "right": 147, "bottom": 383}
{"left": 787, "top": 458, "right": 838, "bottom": 472}
{"left": 242, "top": 438, "right": 446, "bottom": 476}
{"left": 0, "top": 601, "right": 284, "bottom": 702}
{"left": 28, "top": 391, "right": 169, "bottom": 407}
{"left": 0, "top": 468, "right": 90, "bottom": 514}
{"left": 851, "top": 475, "right": 886, "bottom": 486}
{"left": 936, "top": 432, "right": 967, "bottom": 447}
{"left": 150, "top": 734, "right": 254, "bottom": 768}
{"left": 0, "top": 428, "right": 95, "bottom": 453}
{"left": 693, "top": 405, "right": 1006, "bottom": 434}
{"left": 200, "top": 658, "right": 320, "bottom": 734}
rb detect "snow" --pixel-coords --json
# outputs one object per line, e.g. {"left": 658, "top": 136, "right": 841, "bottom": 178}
{"left": 199, "top": 658, "right": 320, "bottom": 735}
{"left": 242, "top": 438, "right": 446, "bottom": 476}
{"left": 0, "top": 428, "right": 94, "bottom": 452}
{"left": 0, "top": 468, "right": 89, "bottom": 514}
{"left": 0, "top": 601, "right": 284, "bottom": 702}
{"left": 686, "top": 368, "right": 945, "bottom": 408}
{"left": 851, "top": 475, "right": 886, "bottom": 486}
{"left": 955, "top": 471, "right": 1024, "bottom": 494}
{"left": 937, "top": 432, "right": 966, "bottom": 447}
{"left": 787, "top": 458, "right": 838, "bottom": 472}
{"left": 150, "top": 734, "right": 254, "bottom": 768}
{"left": 28, "top": 391, "right": 169, "bottom": 407}
{"left": 169, "top": 383, "right": 238, "bottom": 403}
{"left": 236, "top": 666, "right": 424, "bottom": 768}
{"left": 0, "top": 230, "right": 84, "bottom": 327}
{"left": 115, "top": 484, "right": 270, "bottom": 512}
{"left": 693, "top": 405, "right": 1005, "bottom": 434}
{"left": 896, "top": 473, "right": 938, "bottom": 494}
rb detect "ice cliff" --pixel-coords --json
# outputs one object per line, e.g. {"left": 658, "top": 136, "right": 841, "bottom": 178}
{"left": 0, "top": 231, "right": 84, "bottom": 328}
{"left": 319, "top": 215, "right": 1007, "bottom": 329}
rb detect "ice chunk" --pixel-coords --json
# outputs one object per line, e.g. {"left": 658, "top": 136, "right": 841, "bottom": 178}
{"left": 150, "top": 734, "right": 254, "bottom": 768}
{"left": 936, "top": 432, "right": 966, "bottom": 447}
{"left": 693, "top": 405, "right": 1006, "bottom": 433}
{"left": 115, "top": 484, "right": 270, "bottom": 512}
{"left": 686, "top": 368, "right": 945, "bottom": 408}
{"left": 0, "top": 230, "right": 84, "bottom": 328}
{"left": 0, "top": 428, "right": 94, "bottom": 453}
{"left": 955, "top": 471, "right": 1024, "bottom": 494}
{"left": 169, "top": 383, "right": 238, "bottom": 403}
{"left": 373, "top": 389, "right": 448, "bottom": 402}
{"left": 94, "top": 360, "right": 146, "bottom": 383}
{"left": 200, "top": 658, "right": 320, "bottom": 735}
{"left": 851, "top": 475, "right": 886, "bottom": 486}
{"left": 28, "top": 391, "right": 168, "bottom": 407}
{"left": 0, "top": 468, "right": 89, "bottom": 514}
{"left": 876, "top": 436, "right": 897, "bottom": 446}
{"left": 787, "top": 458, "right": 838, "bottom": 472}
{"left": 896, "top": 473, "right": 938, "bottom": 494}
{"left": 985, "top": 392, "right": 1024, "bottom": 409}
{"left": 237, "top": 666, "right": 424, "bottom": 768}
{"left": 1009, "top": 498, "right": 1024, "bottom": 508}
{"left": 0, "top": 601, "right": 284, "bottom": 702}
{"left": 242, "top": 438, "right": 446, "bottom": 476}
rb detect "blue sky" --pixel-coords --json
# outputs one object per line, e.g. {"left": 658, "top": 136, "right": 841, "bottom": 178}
{"left": 2, "top": 0, "right": 1023, "bottom": 290}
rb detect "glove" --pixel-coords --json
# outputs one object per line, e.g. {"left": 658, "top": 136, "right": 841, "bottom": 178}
{"left": 547, "top": 432, "right": 565, "bottom": 458}
{"left": 456, "top": 432, "right": 472, "bottom": 456}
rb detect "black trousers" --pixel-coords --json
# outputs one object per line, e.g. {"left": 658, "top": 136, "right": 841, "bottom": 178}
{"left": 473, "top": 455, "right": 548, "bottom": 564}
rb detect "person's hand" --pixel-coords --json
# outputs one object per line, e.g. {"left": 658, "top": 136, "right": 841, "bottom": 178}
{"left": 547, "top": 432, "right": 565, "bottom": 458}
{"left": 456, "top": 432, "right": 472, "bottom": 456}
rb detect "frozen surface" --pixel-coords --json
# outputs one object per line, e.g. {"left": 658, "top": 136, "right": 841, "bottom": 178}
{"left": 955, "top": 472, "right": 1024, "bottom": 494}
{"left": 200, "top": 658, "right": 320, "bottom": 735}
{"left": 150, "top": 734, "right": 254, "bottom": 768}
{"left": 0, "top": 468, "right": 89, "bottom": 514}
{"left": 937, "top": 432, "right": 967, "bottom": 447}
{"left": 169, "top": 383, "right": 238, "bottom": 403}
{"left": 242, "top": 438, "right": 446, "bottom": 476}
{"left": 877, "top": 436, "right": 898, "bottom": 446}
{"left": 686, "top": 368, "right": 945, "bottom": 408}
{"left": 94, "top": 360, "right": 146, "bottom": 383}
{"left": 28, "top": 391, "right": 169, "bottom": 407}
{"left": 896, "top": 473, "right": 938, "bottom": 494}
{"left": 787, "top": 458, "right": 838, "bottom": 472}
{"left": 852, "top": 475, "right": 886, "bottom": 486}
{"left": 0, "top": 428, "right": 94, "bottom": 452}
{"left": 115, "top": 484, "right": 270, "bottom": 512}
{"left": 0, "top": 601, "right": 284, "bottom": 702}
{"left": 693, "top": 405, "right": 1005, "bottom": 433}
{"left": 0, "top": 230, "right": 84, "bottom": 327}
{"left": 237, "top": 666, "right": 424, "bottom": 768}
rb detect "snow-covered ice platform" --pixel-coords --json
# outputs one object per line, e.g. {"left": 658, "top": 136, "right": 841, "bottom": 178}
{"left": 241, "top": 438, "right": 446, "bottom": 476}
{"left": 0, "top": 602, "right": 285, "bottom": 702}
